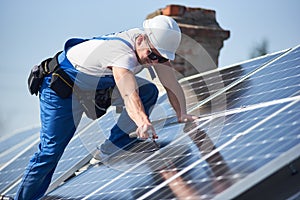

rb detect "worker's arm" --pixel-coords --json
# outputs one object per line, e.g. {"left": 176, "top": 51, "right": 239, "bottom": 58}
{"left": 154, "top": 62, "right": 197, "bottom": 122}
{"left": 112, "top": 66, "right": 157, "bottom": 139}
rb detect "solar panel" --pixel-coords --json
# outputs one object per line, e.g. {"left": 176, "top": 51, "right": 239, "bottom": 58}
{"left": 151, "top": 48, "right": 292, "bottom": 133}
{"left": 139, "top": 45, "right": 300, "bottom": 199}
{"left": 2, "top": 44, "right": 299, "bottom": 199}
{"left": 214, "top": 100, "right": 300, "bottom": 200}
{"left": 42, "top": 121, "right": 202, "bottom": 199}
{"left": 180, "top": 49, "right": 291, "bottom": 114}
{"left": 222, "top": 46, "right": 300, "bottom": 109}
{"left": 139, "top": 99, "right": 300, "bottom": 200}
{"left": 1, "top": 91, "right": 178, "bottom": 197}
{"left": 0, "top": 126, "right": 39, "bottom": 167}
{"left": 0, "top": 139, "right": 38, "bottom": 195}
{"left": 1, "top": 116, "right": 93, "bottom": 197}
{"left": 178, "top": 48, "right": 299, "bottom": 119}
{"left": 142, "top": 51, "right": 288, "bottom": 127}
{"left": 49, "top": 97, "right": 183, "bottom": 179}
{"left": 43, "top": 98, "right": 300, "bottom": 199}
{"left": 46, "top": 109, "right": 126, "bottom": 193}
{"left": 0, "top": 125, "right": 41, "bottom": 194}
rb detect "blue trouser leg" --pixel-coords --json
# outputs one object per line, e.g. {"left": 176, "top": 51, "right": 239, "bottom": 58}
{"left": 15, "top": 76, "right": 83, "bottom": 200}
{"left": 102, "top": 77, "right": 159, "bottom": 151}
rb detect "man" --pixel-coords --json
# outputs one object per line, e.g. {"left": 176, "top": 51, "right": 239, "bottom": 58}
{"left": 15, "top": 15, "right": 197, "bottom": 200}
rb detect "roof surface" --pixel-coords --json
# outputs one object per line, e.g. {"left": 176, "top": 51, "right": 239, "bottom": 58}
{"left": 1, "top": 44, "right": 300, "bottom": 199}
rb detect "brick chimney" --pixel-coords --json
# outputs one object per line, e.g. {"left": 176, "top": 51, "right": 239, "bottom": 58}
{"left": 146, "top": 4, "right": 230, "bottom": 77}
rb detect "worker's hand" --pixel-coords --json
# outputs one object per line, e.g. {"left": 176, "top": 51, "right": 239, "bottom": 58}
{"left": 178, "top": 114, "right": 198, "bottom": 123}
{"left": 136, "top": 123, "right": 158, "bottom": 140}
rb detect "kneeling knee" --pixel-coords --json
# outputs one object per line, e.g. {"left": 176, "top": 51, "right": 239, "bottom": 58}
{"left": 140, "top": 83, "right": 159, "bottom": 102}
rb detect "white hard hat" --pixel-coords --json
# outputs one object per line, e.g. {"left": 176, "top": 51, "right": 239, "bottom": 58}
{"left": 143, "top": 15, "right": 181, "bottom": 60}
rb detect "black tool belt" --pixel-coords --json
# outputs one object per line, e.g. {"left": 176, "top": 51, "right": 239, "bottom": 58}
{"left": 27, "top": 52, "right": 113, "bottom": 120}
{"left": 27, "top": 51, "right": 62, "bottom": 96}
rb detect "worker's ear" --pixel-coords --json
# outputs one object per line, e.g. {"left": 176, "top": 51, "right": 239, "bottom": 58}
{"left": 136, "top": 34, "right": 145, "bottom": 47}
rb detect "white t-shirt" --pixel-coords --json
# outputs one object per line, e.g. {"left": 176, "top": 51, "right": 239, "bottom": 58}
{"left": 67, "top": 28, "right": 144, "bottom": 76}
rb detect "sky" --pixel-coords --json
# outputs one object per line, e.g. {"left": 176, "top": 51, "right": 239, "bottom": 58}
{"left": 0, "top": 0, "right": 299, "bottom": 138}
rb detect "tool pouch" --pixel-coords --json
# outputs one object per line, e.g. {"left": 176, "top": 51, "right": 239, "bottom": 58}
{"left": 27, "top": 58, "right": 51, "bottom": 96}
{"left": 49, "top": 67, "right": 112, "bottom": 119}
{"left": 76, "top": 87, "right": 113, "bottom": 120}
{"left": 27, "top": 51, "right": 61, "bottom": 96}
{"left": 50, "top": 67, "right": 74, "bottom": 99}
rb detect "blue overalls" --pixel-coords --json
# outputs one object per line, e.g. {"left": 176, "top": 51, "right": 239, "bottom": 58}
{"left": 15, "top": 37, "right": 159, "bottom": 200}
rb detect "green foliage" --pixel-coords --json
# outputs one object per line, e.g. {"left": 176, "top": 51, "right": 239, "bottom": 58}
{"left": 250, "top": 39, "right": 269, "bottom": 58}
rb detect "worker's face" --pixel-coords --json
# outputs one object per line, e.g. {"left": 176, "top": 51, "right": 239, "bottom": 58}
{"left": 136, "top": 36, "right": 168, "bottom": 66}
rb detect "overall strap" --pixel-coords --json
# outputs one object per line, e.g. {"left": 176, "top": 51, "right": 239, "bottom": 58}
{"left": 64, "top": 36, "right": 134, "bottom": 52}
{"left": 64, "top": 38, "right": 88, "bottom": 52}
{"left": 93, "top": 36, "right": 134, "bottom": 50}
